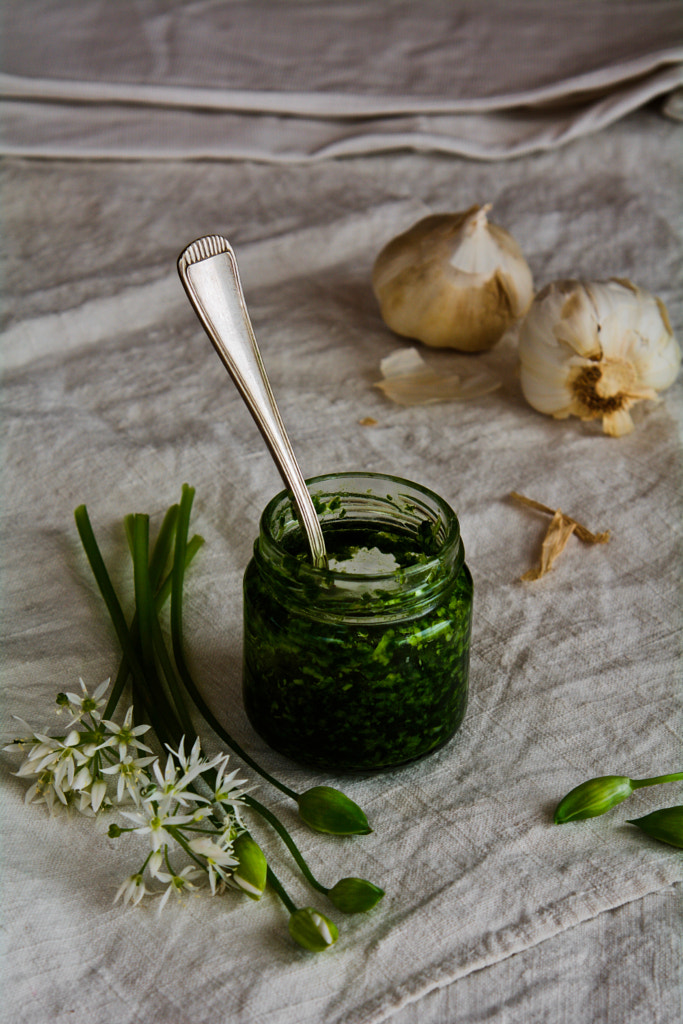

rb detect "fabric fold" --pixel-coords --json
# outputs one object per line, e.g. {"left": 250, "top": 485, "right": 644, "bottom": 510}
{"left": 2, "top": 0, "right": 681, "bottom": 161}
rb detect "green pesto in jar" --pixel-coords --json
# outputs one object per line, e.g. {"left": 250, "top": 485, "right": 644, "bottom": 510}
{"left": 242, "top": 473, "right": 472, "bottom": 773}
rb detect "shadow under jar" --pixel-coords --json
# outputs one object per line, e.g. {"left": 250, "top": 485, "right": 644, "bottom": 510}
{"left": 242, "top": 472, "right": 472, "bottom": 772}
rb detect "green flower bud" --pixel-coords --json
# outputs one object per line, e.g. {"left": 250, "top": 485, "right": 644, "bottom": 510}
{"left": 553, "top": 775, "right": 634, "bottom": 823}
{"left": 628, "top": 806, "right": 683, "bottom": 849}
{"left": 327, "top": 877, "right": 384, "bottom": 913}
{"left": 288, "top": 908, "right": 339, "bottom": 952}
{"left": 108, "top": 823, "right": 123, "bottom": 838}
{"left": 232, "top": 833, "right": 267, "bottom": 900}
{"left": 297, "top": 786, "right": 372, "bottom": 835}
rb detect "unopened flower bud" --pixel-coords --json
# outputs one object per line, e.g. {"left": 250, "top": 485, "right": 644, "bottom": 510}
{"left": 232, "top": 832, "right": 267, "bottom": 900}
{"left": 90, "top": 780, "right": 107, "bottom": 812}
{"left": 108, "top": 823, "right": 123, "bottom": 838}
{"left": 327, "top": 877, "right": 384, "bottom": 913}
{"left": 72, "top": 765, "right": 93, "bottom": 791}
{"left": 628, "top": 806, "right": 683, "bottom": 849}
{"left": 148, "top": 850, "right": 164, "bottom": 877}
{"left": 288, "top": 908, "right": 338, "bottom": 952}
{"left": 554, "top": 775, "right": 634, "bottom": 823}
{"left": 297, "top": 786, "right": 372, "bottom": 835}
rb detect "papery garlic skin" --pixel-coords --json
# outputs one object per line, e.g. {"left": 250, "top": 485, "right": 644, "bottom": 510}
{"left": 518, "top": 278, "right": 680, "bottom": 437}
{"left": 372, "top": 205, "right": 534, "bottom": 352}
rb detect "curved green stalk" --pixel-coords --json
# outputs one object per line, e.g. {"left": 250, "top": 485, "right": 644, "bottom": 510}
{"left": 75, "top": 505, "right": 153, "bottom": 702}
{"left": 148, "top": 505, "right": 179, "bottom": 589}
{"left": 631, "top": 771, "right": 683, "bottom": 789}
{"left": 132, "top": 515, "right": 155, "bottom": 675}
{"left": 244, "top": 794, "right": 328, "bottom": 895}
{"left": 170, "top": 484, "right": 298, "bottom": 801}
{"left": 132, "top": 515, "right": 195, "bottom": 742}
{"left": 266, "top": 865, "right": 297, "bottom": 914}
{"left": 103, "top": 531, "right": 202, "bottom": 722}
{"left": 76, "top": 504, "right": 183, "bottom": 742}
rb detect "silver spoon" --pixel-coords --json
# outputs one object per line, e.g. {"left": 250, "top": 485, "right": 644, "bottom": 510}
{"left": 177, "top": 235, "right": 328, "bottom": 568}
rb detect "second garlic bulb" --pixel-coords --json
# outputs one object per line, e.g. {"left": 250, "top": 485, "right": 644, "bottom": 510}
{"left": 372, "top": 205, "right": 534, "bottom": 352}
{"left": 518, "top": 278, "right": 680, "bottom": 436}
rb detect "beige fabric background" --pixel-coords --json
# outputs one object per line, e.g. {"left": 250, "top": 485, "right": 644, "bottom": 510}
{"left": 1, "top": 3, "right": 682, "bottom": 1023}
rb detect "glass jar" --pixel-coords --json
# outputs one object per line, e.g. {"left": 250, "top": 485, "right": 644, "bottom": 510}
{"left": 242, "top": 472, "right": 472, "bottom": 772}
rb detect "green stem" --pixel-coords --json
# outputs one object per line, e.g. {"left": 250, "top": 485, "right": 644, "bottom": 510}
{"left": 148, "top": 505, "right": 180, "bottom": 591}
{"left": 132, "top": 514, "right": 196, "bottom": 743}
{"left": 124, "top": 514, "right": 135, "bottom": 559}
{"left": 163, "top": 844, "right": 175, "bottom": 875}
{"left": 156, "top": 535, "right": 204, "bottom": 609}
{"left": 131, "top": 667, "right": 183, "bottom": 747}
{"left": 74, "top": 506, "right": 156, "bottom": 707}
{"left": 75, "top": 504, "right": 185, "bottom": 742}
{"left": 132, "top": 515, "right": 155, "bottom": 675}
{"left": 105, "top": 535, "right": 204, "bottom": 721}
{"left": 266, "top": 866, "right": 297, "bottom": 914}
{"left": 631, "top": 771, "right": 683, "bottom": 789}
{"left": 244, "top": 794, "right": 328, "bottom": 895}
{"left": 104, "top": 656, "right": 132, "bottom": 722}
{"left": 152, "top": 615, "right": 196, "bottom": 742}
{"left": 170, "top": 484, "right": 298, "bottom": 801}
{"left": 165, "top": 825, "right": 208, "bottom": 870}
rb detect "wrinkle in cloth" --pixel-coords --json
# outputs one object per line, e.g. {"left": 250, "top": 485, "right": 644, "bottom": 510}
{"left": 1, "top": 0, "right": 682, "bottom": 160}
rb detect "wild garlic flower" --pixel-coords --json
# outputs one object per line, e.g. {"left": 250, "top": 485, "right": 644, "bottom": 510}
{"left": 22, "top": 769, "right": 62, "bottom": 813}
{"left": 100, "top": 706, "right": 153, "bottom": 760}
{"left": 148, "top": 744, "right": 224, "bottom": 811}
{"left": 114, "top": 872, "right": 150, "bottom": 907}
{"left": 188, "top": 836, "right": 238, "bottom": 895}
{"left": 8, "top": 703, "right": 138, "bottom": 812}
{"left": 15, "top": 730, "right": 90, "bottom": 806}
{"left": 101, "top": 753, "right": 157, "bottom": 804}
{"left": 120, "top": 803, "right": 197, "bottom": 852}
{"left": 56, "top": 677, "right": 110, "bottom": 727}
{"left": 155, "top": 866, "right": 203, "bottom": 912}
{"left": 167, "top": 736, "right": 203, "bottom": 773}
{"left": 8, "top": 684, "right": 258, "bottom": 912}
{"left": 210, "top": 755, "right": 250, "bottom": 822}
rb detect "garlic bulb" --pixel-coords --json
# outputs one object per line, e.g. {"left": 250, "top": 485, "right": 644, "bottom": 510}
{"left": 518, "top": 278, "right": 681, "bottom": 437}
{"left": 372, "top": 205, "right": 534, "bottom": 352}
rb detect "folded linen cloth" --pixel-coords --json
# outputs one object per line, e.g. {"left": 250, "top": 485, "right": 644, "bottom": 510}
{"left": 2, "top": 0, "right": 682, "bottom": 160}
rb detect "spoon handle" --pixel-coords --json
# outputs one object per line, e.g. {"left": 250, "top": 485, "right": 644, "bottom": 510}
{"left": 177, "top": 235, "right": 327, "bottom": 568}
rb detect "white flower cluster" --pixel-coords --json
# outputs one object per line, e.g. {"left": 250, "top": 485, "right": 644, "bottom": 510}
{"left": 5, "top": 678, "right": 250, "bottom": 910}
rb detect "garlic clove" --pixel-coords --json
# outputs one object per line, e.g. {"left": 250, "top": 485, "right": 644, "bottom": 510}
{"left": 372, "top": 205, "right": 533, "bottom": 353}
{"left": 518, "top": 278, "right": 680, "bottom": 437}
{"left": 550, "top": 284, "right": 603, "bottom": 359}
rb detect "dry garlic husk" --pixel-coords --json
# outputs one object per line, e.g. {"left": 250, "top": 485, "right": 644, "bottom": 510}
{"left": 511, "top": 492, "right": 610, "bottom": 581}
{"left": 375, "top": 347, "right": 501, "bottom": 406}
{"left": 372, "top": 205, "right": 534, "bottom": 352}
{"left": 518, "top": 278, "right": 681, "bottom": 437}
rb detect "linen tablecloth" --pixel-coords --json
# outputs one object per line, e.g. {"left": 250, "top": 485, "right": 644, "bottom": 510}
{"left": 1, "top": 4, "right": 682, "bottom": 1023}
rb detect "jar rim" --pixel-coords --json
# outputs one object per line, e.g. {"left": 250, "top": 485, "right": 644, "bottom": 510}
{"left": 258, "top": 470, "right": 462, "bottom": 587}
